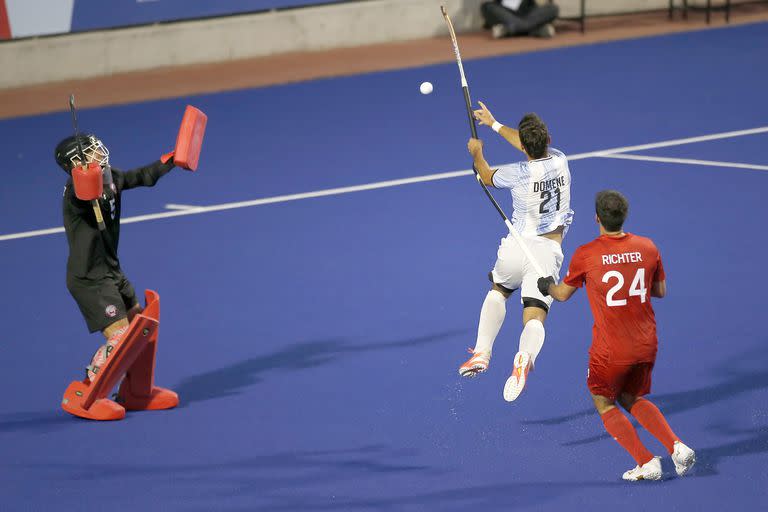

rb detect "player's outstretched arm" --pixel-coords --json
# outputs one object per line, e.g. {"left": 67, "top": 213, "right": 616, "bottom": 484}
{"left": 537, "top": 276, "right": 578, "bottom": 302}
{"left": 473, "top": 101, "right": 524, "bottom": 154}
{"left": 467, "top": 138, "right": 496, "bottom": 186}
{"left": 116, "top": 154, "right": 175, "bottom": 191}
{"left": 651, "top": 280, "right": 666, "bottom": 298}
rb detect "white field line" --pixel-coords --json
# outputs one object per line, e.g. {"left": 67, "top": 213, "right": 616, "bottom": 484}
{"left": 576, "top": 126, "right": 768, "bottom": 158}
{"left": 164, "top": 204, "right": 204, "bottom": 211}
{"left": 596, "top": 153, "right": 768, "bottom": 171}
{"left": 2, "top": 125, "right": 767, "bottom": 243}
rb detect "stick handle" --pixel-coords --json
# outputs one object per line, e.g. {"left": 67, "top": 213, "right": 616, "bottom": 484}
{"left": 70, "top": 94, "right": 106, "bottom": 232}
{"left": 442, "top": 5, "right": 548, "bottom": 279}
{"left": 69, "top": 95, "right": 87, "bottom": 164}
{"left": 504, "top": 220, "right": 547, "bottom": 278}
{"left": 91, "top": 200, "right": 106, "bottom": 231}
{"left": 462, "top": 87, "right": 478, "bottom": 140}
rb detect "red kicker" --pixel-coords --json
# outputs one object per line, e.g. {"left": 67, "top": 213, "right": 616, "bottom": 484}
{"left": 0, "top": 0, "right": 10, "bottom": 40}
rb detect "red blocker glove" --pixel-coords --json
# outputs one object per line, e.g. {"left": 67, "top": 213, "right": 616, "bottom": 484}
{"left": 173, "top": 105, "right": 207, "bottom": 171}
{"left": 72, "top": 162, "right": 103, "bottom": 201}
{"left": 160, "top": 151, "right": 174, "bottom": 164}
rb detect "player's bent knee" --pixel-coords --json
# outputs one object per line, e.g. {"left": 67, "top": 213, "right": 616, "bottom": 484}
{"left": 492, "top": 283, "right": 514, "bottom": 299}
{"left": 126, "top": 303, "right": 141, "bottom": 322}
{"left": 591, "top": 394, "right": 616, "bottom": 414}
{"left": 103, "top": 318, "right": 129, "bottom": 340}
{"left": 618, "top": 392, "right": 639, "bottom": 411}
{"left": 488, "top": 272, "right": 516, "bottom": 298}
{"left": 522, "top": 297, "right": 549, "bottom": 312}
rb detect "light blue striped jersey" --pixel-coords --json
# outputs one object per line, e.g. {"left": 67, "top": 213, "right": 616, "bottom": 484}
{"left": 492, "top": 147, "right": 574, "bottom": 237}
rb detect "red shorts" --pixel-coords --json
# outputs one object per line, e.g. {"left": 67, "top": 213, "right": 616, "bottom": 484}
{"left": 587, "top": 359, "right": 654, "bottom": 400}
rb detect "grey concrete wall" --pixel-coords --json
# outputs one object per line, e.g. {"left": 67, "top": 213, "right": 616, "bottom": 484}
{"left": 0, "top": 0, "right": 753, "bottom": 89}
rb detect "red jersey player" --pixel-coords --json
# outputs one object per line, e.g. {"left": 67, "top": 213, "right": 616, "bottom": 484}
{"left": 537, "top": 190, "right": 695, "bottom": 481}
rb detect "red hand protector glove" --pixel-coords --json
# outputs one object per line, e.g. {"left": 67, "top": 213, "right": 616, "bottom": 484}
{"left": 72, "top": 162, "right": 103, "bottom": 201}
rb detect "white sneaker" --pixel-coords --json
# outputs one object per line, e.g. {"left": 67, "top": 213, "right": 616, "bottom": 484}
{"left": 671, "top": 441, "right": 696, "bottom": 476}
{"left": 622, "top": 456, "right": 662, "bottom": 481}
{"left": 503, "top": 351, "right": 531, "bottom": 402}
{"left": 531, "top": 23, "right": 556, "bottom": 38}
{"left": 491, "top": 24, "right": 508, "bottom": 39}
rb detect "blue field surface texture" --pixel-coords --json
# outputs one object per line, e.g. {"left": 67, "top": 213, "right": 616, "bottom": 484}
{"left": 0, "top": 22, "right": 766, "bottom": 511}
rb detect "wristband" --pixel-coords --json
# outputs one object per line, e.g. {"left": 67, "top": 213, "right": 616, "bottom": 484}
{"left": 491, "top": 121, "right": 503, "bottom": 133}
{"left": 160, "top": 151, "right": 175, "bottom": 164}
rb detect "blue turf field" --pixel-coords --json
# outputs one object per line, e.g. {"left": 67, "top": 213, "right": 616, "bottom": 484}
{"left": 1, "top": 22, "right": 767, "bottom": 511}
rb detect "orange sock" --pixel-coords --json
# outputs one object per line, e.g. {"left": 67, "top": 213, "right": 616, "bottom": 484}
{"left": 629, "top": 398, "right": 678, "bottom": 454}
{"left": 601, "top": 407, "right": 654, "bottom": 466}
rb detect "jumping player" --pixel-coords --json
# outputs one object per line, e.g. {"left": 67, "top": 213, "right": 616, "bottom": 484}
{"left": 537, "top": 190, "right": 695, "bottom": 480}
{"left": 55, "top": 134, "right": 175, "bottom": 383}
{"left": 459, "top": 102, "right": 574, "bottom": 402}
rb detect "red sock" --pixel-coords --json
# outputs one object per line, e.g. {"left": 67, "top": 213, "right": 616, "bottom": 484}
{"left": 629, "top": 398, "right": 678, "bottom": 454}
{"left": 601, "top": 407, "right": 654, "bottom": 466}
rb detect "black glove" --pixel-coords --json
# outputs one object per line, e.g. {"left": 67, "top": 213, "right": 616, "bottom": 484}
{"left": 537, "top": 276, "right": 556, "bottom": 297}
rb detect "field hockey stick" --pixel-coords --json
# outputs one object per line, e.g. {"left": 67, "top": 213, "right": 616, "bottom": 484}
{"left": 70, "top": 94, "right": 106, "bottom": 231}
{"left": 440, "top": 6, "right": 547, "bottom": 278}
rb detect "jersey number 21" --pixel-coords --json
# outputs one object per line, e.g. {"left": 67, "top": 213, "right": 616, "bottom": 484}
{"left": 539, "top": 187, "right": 561, "bottom": 214}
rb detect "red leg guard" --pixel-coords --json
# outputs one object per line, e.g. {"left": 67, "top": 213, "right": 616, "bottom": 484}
{"left": 62, "top": 290, "right": 179, "bottom": 420}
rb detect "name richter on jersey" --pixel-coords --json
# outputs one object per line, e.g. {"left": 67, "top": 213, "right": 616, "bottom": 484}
{"left": 602, "top": 252, "right": 643, "bottom": 265}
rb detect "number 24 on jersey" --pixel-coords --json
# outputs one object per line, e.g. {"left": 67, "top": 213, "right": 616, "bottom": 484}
{"left": 602, "top": 269, "right": 647, "bottom": 307}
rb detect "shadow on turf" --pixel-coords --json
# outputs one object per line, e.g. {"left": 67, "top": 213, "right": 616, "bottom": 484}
{"left": 23, "top": 443, "right": 619, "bottom": 511}
{"left": 0, "top": 411, "right": 75, "bottom": 433}
{"left": 212, "top": 480, "right": 619, "bottom": 512}
{"left": 521, "top": 349, "right": 768, "bottom": 476}
{"left": 0, "top": 330, "right": 466, "bottom": 432}
{"left": 525, "top": 349, "right": 768, "bottom": 428}
{"left": 174, "top": 329, "right": 467, "bottom": 408}
{"left": 693, "top": 424, "right": 768, "bottom": 477}
{"left": 528, "top": 366, "right": 768, "bottom": 429}
{"left": 22, "top": 444, "right": 441, "bottom": 492}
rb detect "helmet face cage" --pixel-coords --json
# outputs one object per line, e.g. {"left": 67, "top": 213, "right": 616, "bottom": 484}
{"left": 66, "top": 136, "right": 110, "bottom": 169}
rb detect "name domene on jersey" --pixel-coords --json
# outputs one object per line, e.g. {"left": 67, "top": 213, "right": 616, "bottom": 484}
{"left": 533, "top": 176, "right": 566, "bottom": 193}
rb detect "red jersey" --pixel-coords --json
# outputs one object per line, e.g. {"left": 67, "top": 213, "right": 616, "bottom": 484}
{"left": 563, "top": 233, "right": 665, "bottom": 365}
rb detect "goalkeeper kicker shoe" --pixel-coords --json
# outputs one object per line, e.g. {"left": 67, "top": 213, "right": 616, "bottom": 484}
{"left": 503, "top": 351, "right": 531, "bottom": 402}
{"left": 622, "top": 456, "right": 662, "bottom": 481}
{"left": 459, "top": 349, "right": 489, "bottom": 377}
{"left": 671, "top": 441, "right": 696, "bottom": 476}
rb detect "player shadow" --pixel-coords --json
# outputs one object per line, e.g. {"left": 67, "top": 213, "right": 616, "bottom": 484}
{"left": 0, "top": 410, "right": 76, "bottom": 434}
{"left": 521, "top": 349, "right": 768, "bottom": 475}
{"left": 692, "top": 423, "right": 768, "bottom": 477}
{"left": 557, "top": 363, "right": 768, "bottom": 447}
{"left": 175, "top": 329, "right": 466, "bottom": 408}
{"left": 526, "top": 348, "right": 768, "bottom": 431}
{"left": 19, "top": 444, "right": 444, "bottom": 506}
{"left": 25, "top": 446, "right": 618, "bottom": 511}
{"left": 216, "top": 480, "right": 618, "bottom": 512}
{"left": 1, "top": 330, "right": 465, "bottom": 432}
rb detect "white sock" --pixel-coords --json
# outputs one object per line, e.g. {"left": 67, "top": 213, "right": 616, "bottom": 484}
{"left": 519, "top": 319, "right": 545, "bottom": 368}
{"left": 473, "top": 290, "right": 507, "bottom": 358}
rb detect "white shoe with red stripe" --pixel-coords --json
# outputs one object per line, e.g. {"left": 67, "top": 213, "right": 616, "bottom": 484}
{"left": 458, "top": 350, "right": 490, "bottom": 377}
{"left": 503, "top": 351, "right": 531, "bottom": 402}
{"left": 622, "top": 456, "right": 663, "bottom": 481}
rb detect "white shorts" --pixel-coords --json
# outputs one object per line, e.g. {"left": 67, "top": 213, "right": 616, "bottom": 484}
{"left": 489, "top": 234, "right": 564, "bottom": 309}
